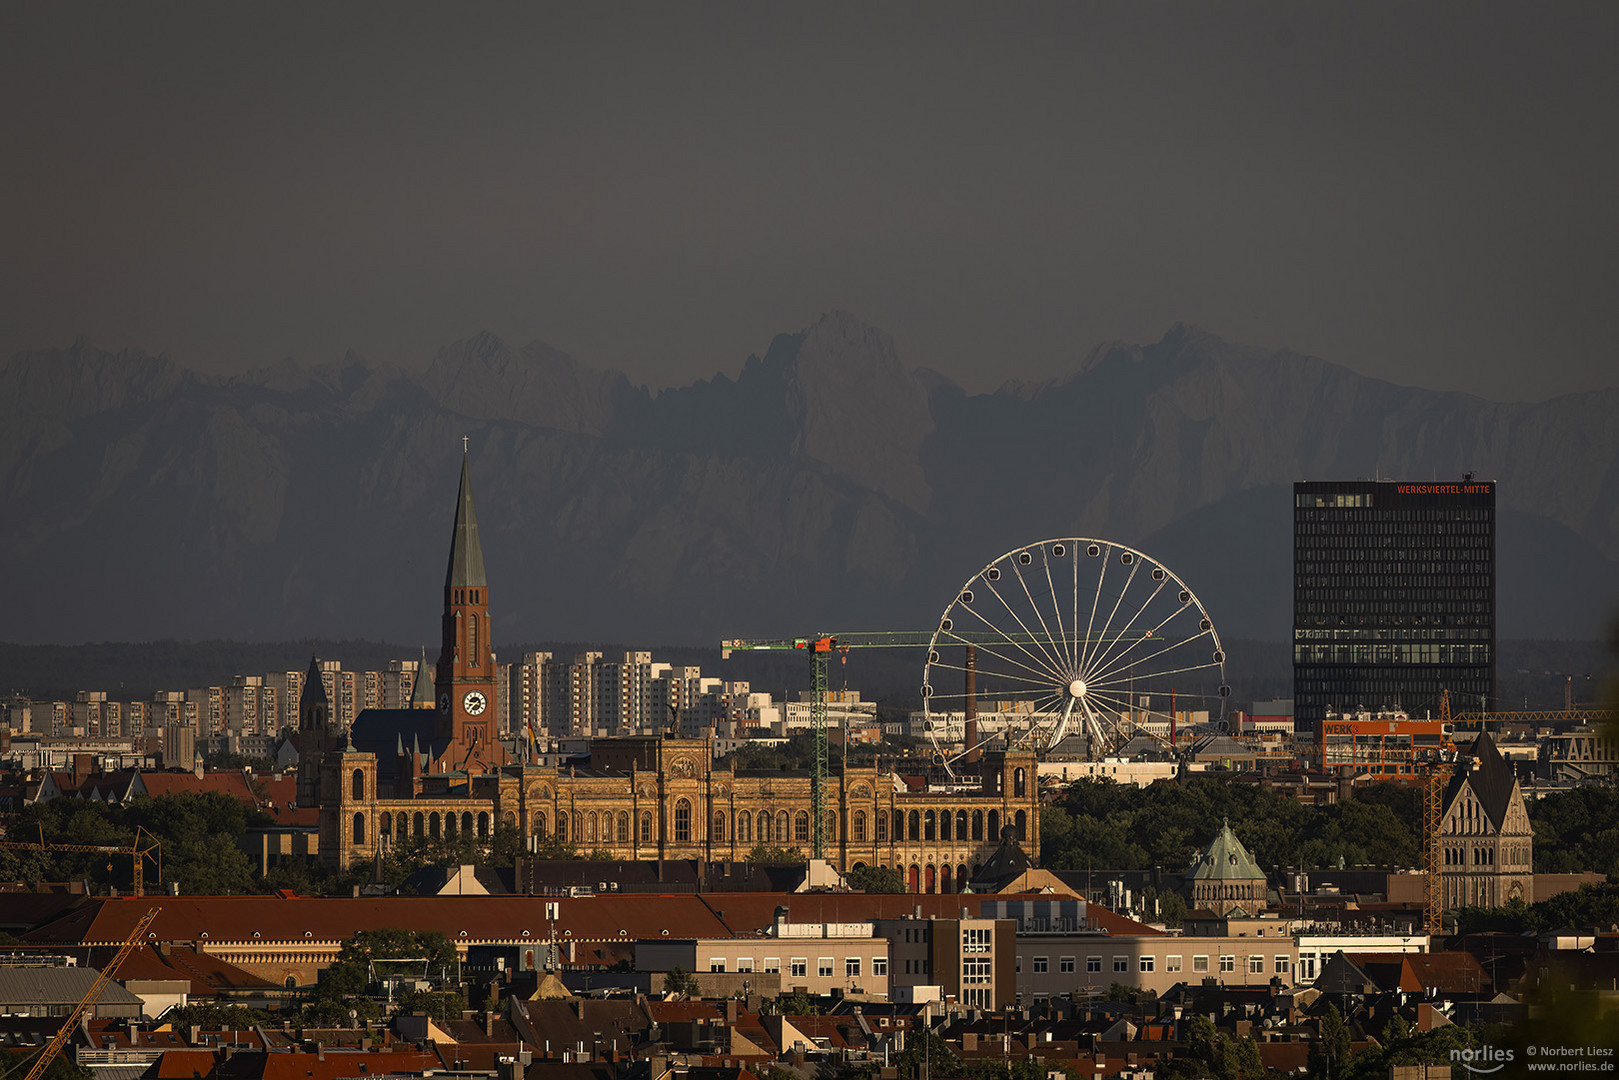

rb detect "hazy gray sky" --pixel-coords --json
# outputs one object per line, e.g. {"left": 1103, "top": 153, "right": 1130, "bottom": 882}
{"left": 3, "top": 3, "right": 1614, "bottom": 399}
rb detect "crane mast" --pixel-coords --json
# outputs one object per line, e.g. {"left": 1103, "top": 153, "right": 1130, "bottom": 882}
{"left": 24, "top": 906, "right": 162, "bottom": 1080}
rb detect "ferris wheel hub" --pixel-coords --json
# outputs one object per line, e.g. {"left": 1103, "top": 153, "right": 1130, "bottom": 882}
{"left": 1067, "top": 678, "right": 1087, "bottom": 699}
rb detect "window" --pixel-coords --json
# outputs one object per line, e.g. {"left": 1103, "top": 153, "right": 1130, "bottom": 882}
{"left": 674, "top": 798, "right": 691, "bottom": 843}
{"left": 1087, "top": 956, "right": 1102, "bottom": 973}
{"left": 818, "top": 958, "right": 834, "bottom": 978}
{"left": 846, "top": 958, "right": 861, "bottom": 978}
{"left": 873, "top": 957, "right": 887, "bottom": 976}
{"left": 1060, "top": 957, "right": 1075, "bottom": 973}
{"left": 763, "top": 958, "right": 780, "bottom": 973}
{"left": 963, "top": 959, "right": 991, "bottom": 984}
{"left": 790, "top": 959, "right": 806, "bottom": 978}
{"left": 737, "top": 958, "right": 754, "bottom": 973}
{"left": 1193, "top": 956, "right": 1210, "bottom": 973}
{"left": 1274, "top": 956, "right": 1290, "bottom": 974}
{"left": 795, "top": 811, "right": 810, "bottom": 843}
{"left": 1298, "top": 954, "right": 1317, "bottom": 980}
{"left": 1248, "top": 956, "right": 1264, "bottom": 974}
{"left": 1220, "top": 956, "right": 1235, "bottom": 973}
{"left": 1140, "top": 956, "right": 1155, "bottom": 972}
{"left": 854, "top": 810, "right": 867, "bottom": 842}
{"left": 1032, "top": 956, "right": 1048, "bottom": 973}
{"left": 1166, "top": 955, "right": 1182, "bottom": 972}
{"left": 963, "top": 928, "right": 991, "bottom": 953}
{"left": 640, "top": 811, "right": 653, "bottom": 843}
{"left": 710, "top": 960, "right": 726, "bottom": 973}
{"left": 1114, "top": 956, "right": 1128, "bottom": 973}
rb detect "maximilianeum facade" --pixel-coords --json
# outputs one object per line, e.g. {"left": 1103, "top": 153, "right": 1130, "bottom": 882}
{"left": 320, "top": 733, "right": 1041, "bottom": 889}
{"left": 309, "top": 451, "right": 1039, "bottom": 885}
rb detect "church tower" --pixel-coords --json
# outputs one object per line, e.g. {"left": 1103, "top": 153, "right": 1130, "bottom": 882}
{"left": 434, "top": 452, "right": 500, "bottom": 764}
{"left": 295, "top": 655, "right": 330, "bottom": 808}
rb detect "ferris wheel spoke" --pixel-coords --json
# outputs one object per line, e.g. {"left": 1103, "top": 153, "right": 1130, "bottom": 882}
{"left": 939, "top": 609, "right": 1067, "bottom": 685}
{"left": 1081, "top": 571, "right": 1165, "bottom": 682}
{"left": 1080, "top": 557, "right": 1142, "bottom": 676}
{"left": 1078, "top": 543, "right": 1111, "bottom": 676}
{"left": 979, "top": 575, "right": 1069, "bottom": 680}
{"left": 1088, "top": 623, "right": 1216, "bottom": 687}
{"left": 924, "top": 660, "right": 1066, "bottom": 692}
{"left": 1089, "top": 657, "right": 1222, "bottom": 690}
{"left": 1037, "top": 553, "right": 1073, "bottom": 674}
{"left": 1085, "top": 600, "right": 1202, "bottom": 687}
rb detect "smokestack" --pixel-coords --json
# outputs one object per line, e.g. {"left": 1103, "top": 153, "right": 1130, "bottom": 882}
{"left": 964, "top": 646, "right": 981, "bottom": 763}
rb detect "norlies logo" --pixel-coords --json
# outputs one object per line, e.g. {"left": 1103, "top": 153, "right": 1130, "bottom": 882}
{"left": 1451, "top": 1046, "right": 1514, "bottom": 1074}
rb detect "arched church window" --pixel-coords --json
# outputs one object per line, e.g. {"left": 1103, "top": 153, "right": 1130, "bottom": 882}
{"left": 352, "top": 769, "right": 364, "bottom": 800}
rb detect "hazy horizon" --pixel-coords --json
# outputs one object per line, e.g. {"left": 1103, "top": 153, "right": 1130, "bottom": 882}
{"left": 4, "top": 3, "right": 1615, "bottom": 401}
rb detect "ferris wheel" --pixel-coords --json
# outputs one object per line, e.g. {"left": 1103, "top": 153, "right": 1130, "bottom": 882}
{"left": 921, "top": 538, "right": 1228, "bottom": 773}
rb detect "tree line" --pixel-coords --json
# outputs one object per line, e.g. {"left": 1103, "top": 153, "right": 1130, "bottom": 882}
{"left": 1041, "top": 775, "right": 1619, "bottom": 878}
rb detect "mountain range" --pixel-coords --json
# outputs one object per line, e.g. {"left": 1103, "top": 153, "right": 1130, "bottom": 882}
{"left": 3, "top": 312, "right": 1617, "bottom": 652}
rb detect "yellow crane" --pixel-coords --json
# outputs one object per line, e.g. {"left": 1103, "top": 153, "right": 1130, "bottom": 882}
{"left": 20, "top": 906, "right": 161, "bottom": 1080}
{"left": 0, "top": 825, "right": 161, "bottom": 897}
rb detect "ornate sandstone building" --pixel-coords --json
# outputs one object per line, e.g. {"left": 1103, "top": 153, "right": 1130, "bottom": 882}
{"left": 305, "top": 453, "right": 1040, "bottom": 886}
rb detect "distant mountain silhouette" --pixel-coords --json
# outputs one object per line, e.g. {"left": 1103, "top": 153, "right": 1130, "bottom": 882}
{"left": 3, "top": 314, "right": 1616, "bottom": 649}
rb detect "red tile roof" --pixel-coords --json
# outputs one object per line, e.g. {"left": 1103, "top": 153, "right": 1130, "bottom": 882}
{"left": 29, "top": 894, "right": 733, "bottom": 947}
{"left": 106, "top": 942, "right": 280, "bottom": 994}
{"left": 141, "top": 770, "right": 263, "bottom": 807}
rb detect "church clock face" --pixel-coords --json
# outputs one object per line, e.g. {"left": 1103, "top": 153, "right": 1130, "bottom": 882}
{"left": 463, "top": 690, "right": 488, "bottom": 716}
{"left": 438, "top": 693, "right": 451, "bottom": 714}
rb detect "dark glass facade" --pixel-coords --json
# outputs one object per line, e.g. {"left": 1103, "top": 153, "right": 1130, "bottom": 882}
{"left": 1293, "top": 480, "right": 1495, "bottom": 732}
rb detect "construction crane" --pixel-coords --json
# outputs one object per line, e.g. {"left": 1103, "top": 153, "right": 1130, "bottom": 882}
{"left": 720, "top": 630, "right": 1116, "bottom": 858}
{"left": 722, "top": 633, "right": 927, "bottom": 859}
{"left": 1423, "top": 691, "right": 1461, "bottom": 936}
{"left": 22, "top": 905, "right": 161, "bottom": 1080}
{"left": 0, "top": 825, "right": 161, "bottom": 897}
{"left": 1451, "top": 706, "right": 1609, "bottom": 729}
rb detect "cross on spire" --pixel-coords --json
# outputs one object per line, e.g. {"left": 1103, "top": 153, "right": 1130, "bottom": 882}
{"left": 462, "top": 434, "right": 469, "bottom": 453}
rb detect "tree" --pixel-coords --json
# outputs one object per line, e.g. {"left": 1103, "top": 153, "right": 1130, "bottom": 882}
{"left": 747, "top": 844, "right": 805, "bottom": 864}
{"left": 306, "top": 927, "right": 458, "bottom": 1023}
{"left": 531, "top": 832, "right": 580, "bottom": 860}
{"left": 846, "top": 864, "right": 906, "bottom": 893}
{"left": 1308, "top": 1004, "right": 1353, "bottom": 1080}
{"left": 775, "top": 990, "right": 819, "bottom": 1016}
{"left": 663, "top": 966, "right": 698, "bottom": 997}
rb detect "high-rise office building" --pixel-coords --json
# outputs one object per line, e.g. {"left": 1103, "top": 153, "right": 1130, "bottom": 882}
{"left": 1293, "top": 479, "right": 1495, "bottom": 732}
